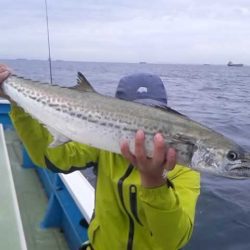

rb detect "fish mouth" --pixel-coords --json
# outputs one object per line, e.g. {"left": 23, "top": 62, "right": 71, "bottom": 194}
{"left": 229, "top": 165, "right": 250, "bottom": 178}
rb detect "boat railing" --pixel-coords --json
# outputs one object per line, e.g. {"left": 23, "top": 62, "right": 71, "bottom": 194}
{"left": 59, "top": 172, "right": 94, "bottom": 223}
{"left": 0, "top": 99, "right": 94, "bottom": 250}
{"left": 0, "top": 123, "right": 27, "bottom": 250}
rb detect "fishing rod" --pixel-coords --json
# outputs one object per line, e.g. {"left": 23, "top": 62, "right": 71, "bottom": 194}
{"left": 44, "top": 0, "right": 53, "bottom": 84}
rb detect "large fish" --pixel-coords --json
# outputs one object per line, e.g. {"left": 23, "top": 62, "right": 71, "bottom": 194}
{"left": 2, "top": 73, "right": 250, "bottom": 178}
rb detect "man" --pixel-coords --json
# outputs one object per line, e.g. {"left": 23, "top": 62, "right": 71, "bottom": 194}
{"left": 0, "top": 64, "right": 200, "bottom": 250}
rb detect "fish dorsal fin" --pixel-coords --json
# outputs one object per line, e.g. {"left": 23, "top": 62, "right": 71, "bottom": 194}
{"left": 75, "top": 72, "right": 96, "bottom": 92}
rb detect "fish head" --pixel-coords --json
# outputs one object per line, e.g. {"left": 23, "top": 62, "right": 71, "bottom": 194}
{"left": 191, "top": 142, "right": 250, "bottom": 178}
{"left": 222, "top": 148, "right": 250, "bottom": 178}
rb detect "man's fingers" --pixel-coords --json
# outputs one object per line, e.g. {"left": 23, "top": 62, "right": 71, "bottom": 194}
{"left": 0, "top": 64, "right": 11, "bottom": 73}
{"left": 134, "top": 130, "right": 147, "bottom": 164}
{"left": 0, "top": 70, "right": 10, "bottom": 99}
{"left": 120, "top": 140, "right": 137, "bottom": 166}
{"left": 0, "top": 64, "right": 11, "bottom": 85}
{"left": 0, "top": 70, "right": 10, "bottom": 81}
{"left": 0, "top": 64, "right": 7, "bottom": 73}
{"left": 152, "top": 133, "right": 166, "bottom": 166}
{"left": 165, "top": 148, "right": 177, "bottom": 171}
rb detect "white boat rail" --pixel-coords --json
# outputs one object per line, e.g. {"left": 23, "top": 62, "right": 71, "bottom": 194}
{"left": 0, "top": 123, "right": 27, "bottom": 250}
{"left": 59, "top": 172, "right": 95, "bottom": 223}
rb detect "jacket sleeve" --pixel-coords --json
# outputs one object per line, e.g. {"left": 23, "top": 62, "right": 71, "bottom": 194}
{"left": 9, "top": 104, "right": 99, "bottom": 172}
{"left": 139, "top": 165, "right": 200, "bottom": 250}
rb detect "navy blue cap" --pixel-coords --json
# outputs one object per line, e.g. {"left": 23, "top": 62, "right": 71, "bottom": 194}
{"left": 115, "top": 73, "right": 168, "bottom": 108}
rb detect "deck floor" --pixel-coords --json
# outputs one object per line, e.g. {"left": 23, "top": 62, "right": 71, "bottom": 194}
{"left": 5, "top": 129, "right": 69, "bottom": 250}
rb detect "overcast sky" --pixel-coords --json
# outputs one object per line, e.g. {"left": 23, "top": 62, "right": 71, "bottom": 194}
{"left": 1, "top": 0, "right": 250, "bottom": 64}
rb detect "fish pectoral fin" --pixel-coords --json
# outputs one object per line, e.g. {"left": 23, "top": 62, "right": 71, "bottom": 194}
{"left": 72, "top": 72, "right": 96, "bottom": 93}
{"left": 45, "top": 126, "right": 71, "bottom": 148}
{"left": 172, "top": 133, "right": 196, "bottom": 144}
{"left": 169, "top": 135, "right": 197, "bottom": 166}
{"left": 49, "top": 136, "right": 71, "bottom": 148}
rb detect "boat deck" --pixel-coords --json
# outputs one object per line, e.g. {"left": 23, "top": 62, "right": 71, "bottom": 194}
{"left": 4, "top": 129, "right": 69, "bottom": 250}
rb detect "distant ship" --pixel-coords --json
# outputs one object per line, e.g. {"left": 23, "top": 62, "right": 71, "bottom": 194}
{"left": 227, "top": 61, "right": 243, "bottom": 67}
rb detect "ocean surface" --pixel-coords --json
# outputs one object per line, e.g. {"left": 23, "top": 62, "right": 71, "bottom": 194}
{"left": 2, "top": 59, "right": 250, "bottom": 250}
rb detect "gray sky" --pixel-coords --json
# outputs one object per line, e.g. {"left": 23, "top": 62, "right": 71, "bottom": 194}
{"left": 1, "top": 0, "right": 250, "bottom": 64}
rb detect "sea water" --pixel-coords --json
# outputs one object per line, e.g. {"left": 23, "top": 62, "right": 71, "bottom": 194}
{"left": 2, "top": 59, "right": 250, "bottom": 250}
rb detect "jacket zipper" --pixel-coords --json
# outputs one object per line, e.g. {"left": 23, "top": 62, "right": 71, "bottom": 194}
{"left": 118, "top": 164, "right": 134, "bottom": 250}
{"left": 129, "top": 185, "right": 142, "bottom": 225}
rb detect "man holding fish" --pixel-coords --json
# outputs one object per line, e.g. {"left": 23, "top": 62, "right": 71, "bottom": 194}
{"left": 0, "top": 63, "right": 201, "bottom": 250}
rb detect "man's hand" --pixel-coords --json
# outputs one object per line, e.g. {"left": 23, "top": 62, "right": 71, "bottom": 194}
{"left": 0, "top": 64, "right": 11, "bottom": 99}
{"left": 120, "top": 130, "right": 176, "bottom": 188}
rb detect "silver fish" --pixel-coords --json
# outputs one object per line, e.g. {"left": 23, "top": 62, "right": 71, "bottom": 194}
{"left": 2, "top": 73, "right": 250, "bottom": 178}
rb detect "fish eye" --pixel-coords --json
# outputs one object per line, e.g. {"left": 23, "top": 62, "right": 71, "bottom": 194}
{"left": 227, "top": 151, "right": 238, "bottom": 161}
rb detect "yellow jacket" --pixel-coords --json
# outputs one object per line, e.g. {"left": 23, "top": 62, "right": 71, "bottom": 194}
{"left": 10, "top": 105, "right": 200, "bottom": 250}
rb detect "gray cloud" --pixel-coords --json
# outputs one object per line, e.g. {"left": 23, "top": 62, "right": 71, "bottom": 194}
{"left": 1, "top": 0, "right": 249, "bottom": 64}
